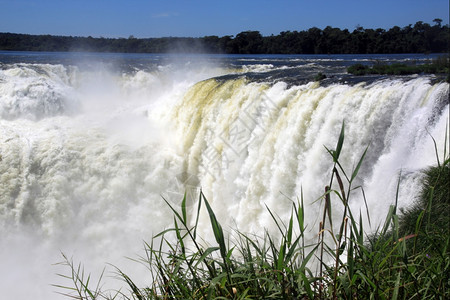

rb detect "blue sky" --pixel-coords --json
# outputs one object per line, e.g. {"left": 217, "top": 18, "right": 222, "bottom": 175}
{"left": 1, "top": 0, "right": 448, "bottom": 38}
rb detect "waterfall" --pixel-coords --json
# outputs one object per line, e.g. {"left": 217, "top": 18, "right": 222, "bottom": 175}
{"left": 171, "top": 77, "right": 448, "bottom": 236}
{"left": 0, "top": 58, "right": 448, "bottom": 299}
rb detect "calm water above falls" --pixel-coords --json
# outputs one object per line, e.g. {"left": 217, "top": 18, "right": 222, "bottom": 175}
{"left": 0, "top": 52, "right": 448, "bottom": 299}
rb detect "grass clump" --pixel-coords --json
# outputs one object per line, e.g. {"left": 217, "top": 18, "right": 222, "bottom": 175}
{"left": 56, "top": 123, "right": 450, "bottom": 299}
{"left": 399, "top": 163, "right": 450, "bottom": 247}
{"left": 314, "top": 72, "right": 327, "bottom": 81}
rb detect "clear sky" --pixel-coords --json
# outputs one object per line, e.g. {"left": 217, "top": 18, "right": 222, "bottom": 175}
{"left": 1, "top": 0, "right": 448, "bottom": 38}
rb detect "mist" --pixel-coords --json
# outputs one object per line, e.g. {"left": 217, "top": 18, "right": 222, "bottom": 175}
{"left": 0, "top": 53, "right": 448, "bottom": 299}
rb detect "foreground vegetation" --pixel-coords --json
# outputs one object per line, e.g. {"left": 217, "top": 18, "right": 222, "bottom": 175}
{"left": 56, "top": 124, "right": 450, "bottom": 299}
{"left": 1, "top": 20, "right": 448, "bottom": 54}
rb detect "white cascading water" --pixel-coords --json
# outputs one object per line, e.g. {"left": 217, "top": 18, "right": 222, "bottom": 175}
{"left": 174, "top": 77, "right": 449, "bottom": 236}
{"left": 0, "top": 59, "right": 448, "bottom": 299}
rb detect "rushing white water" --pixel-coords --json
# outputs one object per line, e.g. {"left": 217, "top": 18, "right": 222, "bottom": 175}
{"left": 0, "top": 54, "right": 448, "bottom": 299}
{"left": 172, "top": 76, "right": 449, "bottom": 236}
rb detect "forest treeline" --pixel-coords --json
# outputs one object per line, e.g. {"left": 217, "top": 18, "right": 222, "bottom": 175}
{"left": 1, "top": 20, "right": 448, "bottom": 54}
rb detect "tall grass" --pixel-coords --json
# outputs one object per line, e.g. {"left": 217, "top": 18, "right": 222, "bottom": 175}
{"left": 56, "top": 124, "right": 450, "bottom": 299}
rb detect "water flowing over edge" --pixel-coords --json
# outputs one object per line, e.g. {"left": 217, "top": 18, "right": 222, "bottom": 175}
{"left": 0, "top": 60, "right": 448, "bottom": 299}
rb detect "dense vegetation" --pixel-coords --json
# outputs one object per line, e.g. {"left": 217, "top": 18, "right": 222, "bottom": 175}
{"left": 347, "top": 55, "right": 450, "bottom": 82}
{"left": 57, "top": 125, "right": 450, "bottom": 299}
{"left": 1, "top": 20, "right": 449, "bottom": 54}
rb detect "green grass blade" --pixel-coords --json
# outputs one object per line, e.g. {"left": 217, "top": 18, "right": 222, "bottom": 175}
{"left": 351, "top": 144, "right": 368, "bottom": 182}
{"left": 300, "top": 244, "right": 319, "bottom": 271}
{"left": 300, "top": 271, "right": 314, "bottom": 299}
{"left": 264, "top": 204, "right": 286, "bottom": 235}
{"left": 358, "top": 212, "right": 364, "bottom": 245}
{"left": 202, "top": 194, "right": 227, "bottom": 260}
{"left": 382, "top": 205, "right": 395, "bottom": 235}
{"left": 194, "top": 247, "right": 220, "bottom": 268}
{"left": 287, "top": 209, "right": 294, "bottom": 245}
{"left": 297, "top": 193, "right": 305, "bottom": 234}
{"left": 334, "top": 121, "right": 345, "bottom": 162}
{"left": 181, "top": 191, "right": 187, "bottom": 224}
{"left": 193, "top": 189, "right": 203, "bottom": 240}
{"left": 276, "top": 242, "right": 285, "bottom": 280}
{"left": 285, "top": 236, "right": 301, "bottom": 262}
{"left": 359, "top": 187, "right": 371, "bottom": 227}
{"left": 392, "top": 271, "right": 401, "bottom": 300}
{"left": 348, "top": 227, "right": 354, "bottom": 279}
{"left": 153, "top": 228, "right": 177, "bottom": 239}
{"left": 161, "top": 196, "right": 185, "bottom": 225}
{"left": 428, "top": 128, "right": 441, "bottom": 168}
{"left": 174, "top": 217, "right": 185, "bottom": 255}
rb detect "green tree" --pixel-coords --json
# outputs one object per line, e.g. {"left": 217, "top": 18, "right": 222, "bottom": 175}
{"left": 233, "top": 31, "right": 264, "bottom": 54}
